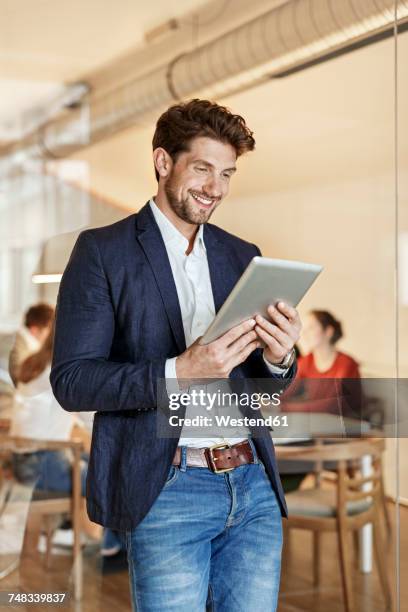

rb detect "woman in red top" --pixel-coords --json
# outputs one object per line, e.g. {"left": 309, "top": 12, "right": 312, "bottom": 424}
{"left": 283, "top": 310, "right": 362, "bottom": 416}
{"left": 298, "top": 310, "right": 360, "bottom": 379}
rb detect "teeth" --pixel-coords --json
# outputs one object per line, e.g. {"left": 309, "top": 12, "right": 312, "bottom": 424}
{"left": 191, "top": 192, "right": 213, "bottom": 205}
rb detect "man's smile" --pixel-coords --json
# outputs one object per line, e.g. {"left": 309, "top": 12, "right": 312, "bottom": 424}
{"left": 189, "top": 189, "right": 218, "bottom": 208}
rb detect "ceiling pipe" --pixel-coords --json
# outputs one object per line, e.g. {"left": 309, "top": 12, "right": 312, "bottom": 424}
{"left": 1, "top": 0, "right": 407, "bottom": 166}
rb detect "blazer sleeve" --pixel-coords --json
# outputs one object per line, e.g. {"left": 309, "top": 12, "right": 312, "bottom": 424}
{"left": 50, "top": 231, "right": 166, "bottom": 413}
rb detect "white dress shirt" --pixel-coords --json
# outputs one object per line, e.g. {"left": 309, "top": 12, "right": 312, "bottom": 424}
{"left": 10, "top": 367, "right": 78, "bottom": 450}
{"left": 149, "top": 198, "right": 286, "bottom": 448}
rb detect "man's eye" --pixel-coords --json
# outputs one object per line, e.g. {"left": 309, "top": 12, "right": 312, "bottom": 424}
{"left": 196, "top": 167, "right": 208, "bottom": 173}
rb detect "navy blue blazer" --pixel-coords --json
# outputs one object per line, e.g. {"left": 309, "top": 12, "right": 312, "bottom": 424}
{"left": 50, "top": 202, "right": 296, "bottom": 531}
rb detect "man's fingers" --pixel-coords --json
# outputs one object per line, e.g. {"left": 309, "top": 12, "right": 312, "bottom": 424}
{"left": 263, "top": 307, "right": 292, "bottom": 336}
{"left": 255, "top": 316, "right": 290, "bottom": 345}
{"left": 255, "top": 325, "right": 291, "bottom": 355}
{"left": 227, "top": 329, "right": 258, "bottom": 356}
{"left": 230, "top": 340, "right": 260, "bottom": 370}
{"left": 216, "top": 318, "right": 256, "bottom": 348}
{"left": 265, "top": 304, "right": 301, "bottom": 337}
{"left": 276, "top": 302, "right": 301, "bottom": 326}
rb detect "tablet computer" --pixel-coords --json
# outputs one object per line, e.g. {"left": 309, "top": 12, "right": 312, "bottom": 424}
{"left": 200, "top": 256, "right": 323, "bottom": 344}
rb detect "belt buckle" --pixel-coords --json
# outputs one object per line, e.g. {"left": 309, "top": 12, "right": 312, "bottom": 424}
{"left": 206, "top": 443, "right": 235, "bottom": 474}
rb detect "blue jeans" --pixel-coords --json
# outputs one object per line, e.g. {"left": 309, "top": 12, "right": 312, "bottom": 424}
{"left": 125, "top": 442, "right": 283, "bottom": 612}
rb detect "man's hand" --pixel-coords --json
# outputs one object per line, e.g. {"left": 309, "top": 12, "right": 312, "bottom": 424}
{"left": 175, "top": 319, "right": 260, "bottom": 380}
{"left": 255, "top": 302, "right": 302, "bottom": 365}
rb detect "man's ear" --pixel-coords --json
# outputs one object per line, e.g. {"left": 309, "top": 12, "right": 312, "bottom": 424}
{"left": 153, "top": 147, "right": 172, "bottom": 179}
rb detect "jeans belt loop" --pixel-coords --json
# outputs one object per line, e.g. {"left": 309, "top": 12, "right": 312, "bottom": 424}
{"left": 180, "top": 446, "right": 187, "bottom": 472}
{"left": 247, "top": 437, "right": 259, "bottom": 464}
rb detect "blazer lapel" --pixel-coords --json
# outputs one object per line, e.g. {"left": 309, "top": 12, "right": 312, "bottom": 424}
{"left": 204, "top": 224, "right": 241, "bottom": 314}
{"left": 135, "top": 203, "right": 186, "bottom": 354}
{"left": 204, "top": 224, "right": 250, "bottom": 383}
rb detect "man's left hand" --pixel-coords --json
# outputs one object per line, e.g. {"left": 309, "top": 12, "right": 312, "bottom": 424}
{"left": 254, "top": 302, "right": 302, "bottom": 365}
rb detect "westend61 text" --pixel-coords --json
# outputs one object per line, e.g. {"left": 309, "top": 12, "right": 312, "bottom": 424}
{"left": 168, "top": 414, "right": 289, "bottom": 428}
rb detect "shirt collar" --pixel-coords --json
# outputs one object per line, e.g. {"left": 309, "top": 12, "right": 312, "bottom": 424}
{"left": 149, "top": 198, "right": 206, "bottom": 254}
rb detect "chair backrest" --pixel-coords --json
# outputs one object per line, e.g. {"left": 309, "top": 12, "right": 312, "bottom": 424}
{"left": 276, "top": 438, "right": 384, "bottom": 462}
{"left": 280, "top": 438, "right": 385, "bottom": 514}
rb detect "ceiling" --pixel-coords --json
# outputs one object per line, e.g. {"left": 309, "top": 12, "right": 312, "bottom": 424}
{"left": 46, "top": 26, "right": 405, "bottom": 221}
{"left": 0, "top": 0, "right": 406, "bottom": 182}
{"left": 0, "top": 0, "right": 209, "bottom": 80}
{"left": 0, "top": 0, "right": 208, "bottom": 137}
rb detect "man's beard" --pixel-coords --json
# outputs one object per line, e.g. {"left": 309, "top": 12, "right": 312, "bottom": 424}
{"left": 164, "top": 175, "right": 218, "bottom": 225}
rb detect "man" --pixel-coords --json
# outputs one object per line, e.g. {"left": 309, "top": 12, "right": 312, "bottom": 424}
{"left": 51, "top": 99, "right": 301, "bottom": 611}
{"left": 9, "top": 302, "right": 54, "bottom": 385}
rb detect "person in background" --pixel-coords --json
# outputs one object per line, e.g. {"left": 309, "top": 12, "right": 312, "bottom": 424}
{"left": 298, "top": 310, "right": 360, "bottom": 380}
{"left": 10, "top": 329, "right": 102, "bottom": 543}
{"left": 281, "top": 310, "right": 361, "bottom": 411}
{"left": 289, "top": 309, "right": 362, "bottom": 416}
{"left": 11, "top": 327, "right": 124, "bottom": 557}
{"left": 279, "top": 310, "right": 362, "bottom": 493}
{"left": 8, "top": 303, "right": 54, "bottom": 387}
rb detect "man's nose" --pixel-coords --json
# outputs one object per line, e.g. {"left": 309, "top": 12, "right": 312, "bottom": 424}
{"left": 203, "top": 175, "right": 223, "bottom": 198}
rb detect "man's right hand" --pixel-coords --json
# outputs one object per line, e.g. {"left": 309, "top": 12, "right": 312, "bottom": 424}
{"left": 175, "top": 319, "right": 260, "bottom": 380}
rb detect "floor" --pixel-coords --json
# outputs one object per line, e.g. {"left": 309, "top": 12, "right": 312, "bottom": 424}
{"left": 1, "top": 502, "right": 406, "bottom": 612}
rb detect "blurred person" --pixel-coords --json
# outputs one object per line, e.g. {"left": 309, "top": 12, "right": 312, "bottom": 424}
{"left": 11, "top": 316, "right": 120, "bottom": 555}
{"left": 51, "top": 99, "right": 301, "bottom": 612}
{"left": 10, "top": 330, "right": 102, "bottom": 542}
{"left": 291, "top": 310, "right": 362, "bottom": 419}
{"left": 298, "top": 310, "right": 360, "bottom": 380}
{"left": 279, "top": 311, "right": 363, "bottom": 493}
{"left": 284, "top": 310, "right": 362, "bottom": 416}
{"left": 8, "top": 303, "right": 54, "bottom": 386}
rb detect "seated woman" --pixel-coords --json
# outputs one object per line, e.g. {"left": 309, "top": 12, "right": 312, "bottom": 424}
{"left": 283, "top": 310, "right": 362, "bottom": 417}
{"left": 279, "top": 310, "right": 362, "bottom": 493}
{"left": 299, "top": 309, "right": 360, "bottom": 376}
{"left": 10, "top": 329, "right": 101, "bottom": 541}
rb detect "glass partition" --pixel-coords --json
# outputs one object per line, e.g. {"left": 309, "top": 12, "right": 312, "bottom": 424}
{"left": 0, "top": 1, "right": 404, "bottom": 610}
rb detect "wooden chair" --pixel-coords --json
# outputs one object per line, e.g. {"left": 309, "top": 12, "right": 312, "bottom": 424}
{"left": 280, "top": 438, "right": 394, "bottom": 612}
{"left": 0, "top": 434, "right": 84, "bottom": 601}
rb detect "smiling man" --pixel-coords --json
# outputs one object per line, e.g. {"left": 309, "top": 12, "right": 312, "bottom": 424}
{"left": 51, "top": 99, "right": 301, "bottom": 612}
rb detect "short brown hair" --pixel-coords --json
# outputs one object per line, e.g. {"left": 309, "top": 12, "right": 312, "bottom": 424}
{"left": 152, "top": 99, "right": 255, "bottom": 181}
{"left": 311, "top": 310, "right": 343, "bottom": 345}
{"left": 24, "top": 303, "right": 54, "bottom": 329}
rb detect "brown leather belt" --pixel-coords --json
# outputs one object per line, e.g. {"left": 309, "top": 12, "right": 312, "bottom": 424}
{"left": 172, "top": 440, "right": 255, "bottom": 474}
